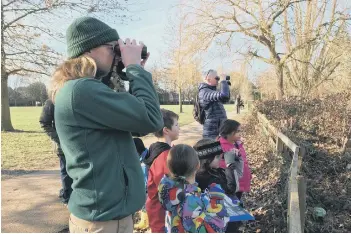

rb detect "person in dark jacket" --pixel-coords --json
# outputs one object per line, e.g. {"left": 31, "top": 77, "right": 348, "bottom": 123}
{"left": 199, "top": 69, "right": 230, "bottom": 139}
{"left": 193, "top": 138, "right": 243, "bottom": 233}
{"left": 236, "top": 94, "right": 244, "bottom": 114}
{"left": 39, "top": 99, "right": 73, "bottom": 204}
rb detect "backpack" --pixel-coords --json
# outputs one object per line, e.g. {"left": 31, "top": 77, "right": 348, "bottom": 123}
{"left": 193, "top": 93, "right": 206, "bottom": 125}
{"left": 140, "top": 149, "right": 149, "bottom": 192}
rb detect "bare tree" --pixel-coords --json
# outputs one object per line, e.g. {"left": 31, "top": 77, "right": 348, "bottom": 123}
{"left": 256, "top": 69, "right": 278, "bottom": 100}
{"left": 1, "top": 0, "right": 131, "bottom": 131}
{"left": 9, "top": 77, "right": 26, "bottom": 106}
{"left": 227, "top": 64, "right": 254, "bottom": 102}
{"left": 185, "top": 0, "right": 350, "bottom": 99}
{"left": 164, "top": 6, "right": 205, "bottom": 112}
{"left": 283, "top": 0, "right": 350, "bottom": 96}
{"left": 312, "top": 35, "right": 351, "bottom": 97}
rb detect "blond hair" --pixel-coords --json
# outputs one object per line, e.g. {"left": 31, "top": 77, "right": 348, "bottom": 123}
{"left": 49, "top": 56, "right": 97, "bottom": 102}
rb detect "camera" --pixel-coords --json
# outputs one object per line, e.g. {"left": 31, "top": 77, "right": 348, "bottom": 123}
{"left": 114, "top": 44, "right": 148, "bottom": 59}
{"left": 108, "top": 43, "right": 148, "bottom": 84}
{"left": 226, "top": 75, "right": 231, "bottom": 86}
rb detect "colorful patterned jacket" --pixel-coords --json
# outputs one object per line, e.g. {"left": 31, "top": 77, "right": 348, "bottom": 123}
{"left": 158, "top": 175, "right": 230, "bottom": 233}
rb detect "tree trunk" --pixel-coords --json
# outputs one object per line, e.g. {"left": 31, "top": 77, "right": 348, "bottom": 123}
{"left": 1, "top": 74, "right": 14, "bottom": 131}
{"left": 179, "top": 87, "right": 183, "bottom": 113}
{"left": 275, "top": 65, "right": 284, "bottom": 100}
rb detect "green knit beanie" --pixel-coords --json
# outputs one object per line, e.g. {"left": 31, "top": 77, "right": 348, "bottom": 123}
{"left": 66, "top": 17, "right": 120, "bottom": 58}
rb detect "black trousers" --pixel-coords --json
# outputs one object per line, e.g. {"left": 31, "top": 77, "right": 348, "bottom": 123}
{"left": 226, "top": 222, "right": 241, "bottom": 233}
{"left": 58, "top": 153, "right": 73, "bottom": 204}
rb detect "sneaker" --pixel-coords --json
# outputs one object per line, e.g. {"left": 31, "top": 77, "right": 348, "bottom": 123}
{"left": 58, "top": 189, "right": 64, "bottom": 198}
{"left": 134, "top": 210, "right": 149, "bottom": 230}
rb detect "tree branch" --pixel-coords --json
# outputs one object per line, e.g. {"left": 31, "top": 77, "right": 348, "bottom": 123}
{"left": 7, "top": 68, "right": 51, "bottom": 76}
{"left": 268, "top": 0, "right": 308, "bottom": 28}
{"left": 248, "top": 50, "right": 273, "bottom": 64}
{"left": 2, "top": 0, "right": 18, "bottom": 8}
{"left": 3, "top": 7, "right": 50, "bottom": 30}
{"left": 227, "top": 0, "right": 260, "bottom": 24}
{"left": 281, "top": 36, "right": 320, "bottom": 64}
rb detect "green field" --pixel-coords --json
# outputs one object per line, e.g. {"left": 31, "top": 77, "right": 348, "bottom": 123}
{"left": 1, "top": 105, "right": 235, "bottom": 171}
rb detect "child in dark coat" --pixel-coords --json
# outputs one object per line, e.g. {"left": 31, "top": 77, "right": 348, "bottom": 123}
{"left": 194, "top": 138, "right": 243, "bottom": 233}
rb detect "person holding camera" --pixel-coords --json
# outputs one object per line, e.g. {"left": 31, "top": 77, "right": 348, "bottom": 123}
{"left": 198, "top": 69, "right": 230, "bottom": 139}
{"left": 50, "top": 17, "right": 163, "bottom": 233}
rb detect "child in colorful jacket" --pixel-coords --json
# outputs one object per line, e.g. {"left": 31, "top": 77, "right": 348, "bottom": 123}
{"left": 218, "top": 119, "right": 252, "bottom": 200}
{"left": 158, "top": 144, "right": 230, "bottom": 233}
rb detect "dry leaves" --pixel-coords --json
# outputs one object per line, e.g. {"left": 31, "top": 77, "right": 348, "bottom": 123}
{"left": 254, "top": 94, "right": 351, "bottom": 233}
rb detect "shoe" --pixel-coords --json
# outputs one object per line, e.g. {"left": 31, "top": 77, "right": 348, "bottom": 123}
{"left": 58, "top": 189, "right": 64, "bottom": 198}
{"left": 134, "top": 210, "right": 149, "bottom": 230}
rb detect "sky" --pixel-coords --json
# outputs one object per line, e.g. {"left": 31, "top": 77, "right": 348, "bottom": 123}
{"left": 95, "top": 0, "right": 270, "bottom": 81}
{"left": 8, "top": 0, "right": 274, "bottom": 87}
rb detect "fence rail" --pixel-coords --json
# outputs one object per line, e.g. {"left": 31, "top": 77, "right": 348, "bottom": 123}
{"left": 256, "top": 111, "right": 306, "bottom": 233}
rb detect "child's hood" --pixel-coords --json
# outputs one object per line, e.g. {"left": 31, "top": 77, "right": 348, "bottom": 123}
{"left": 158, "top": 175, "right": 201, "bottom": 212}
{"left": 143, "top": 142, "right": 171, "bottom": 167}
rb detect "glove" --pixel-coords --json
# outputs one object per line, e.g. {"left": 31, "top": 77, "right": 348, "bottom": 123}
{"left": 223, "top": 149, "right": 240, "bottom": 166}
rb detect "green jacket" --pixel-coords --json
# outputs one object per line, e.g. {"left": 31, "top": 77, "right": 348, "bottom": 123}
{"left": 54, "top": 64, "right": 163, "bottom": 221}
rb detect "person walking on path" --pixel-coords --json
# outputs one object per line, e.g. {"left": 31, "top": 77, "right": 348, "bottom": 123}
{"left": 236, "top": 95, "right": 244, "bottom": 114}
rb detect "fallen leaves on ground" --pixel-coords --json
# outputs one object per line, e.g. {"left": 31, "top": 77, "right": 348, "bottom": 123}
{"left": 255, "top": 94, "right": 351, "bottom": 233}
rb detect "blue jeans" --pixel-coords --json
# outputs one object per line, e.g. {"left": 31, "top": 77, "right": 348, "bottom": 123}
{"left": 58, "top": 153, "right": 73, "bottom": 204}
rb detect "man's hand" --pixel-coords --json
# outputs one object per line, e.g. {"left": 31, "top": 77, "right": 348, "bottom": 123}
{"left": 220, "top": 74, "right": 227, "bottom": 81}
{"left": 118, "top": 38, "right": 144, "bottom": 67}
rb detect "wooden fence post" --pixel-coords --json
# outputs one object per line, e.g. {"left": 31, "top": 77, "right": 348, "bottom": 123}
{"left": 297, "top": 175, "right": 307, "bottom": 232}
{"left": 276, "top": 137, "right": 283, "bottom": 155}
{"left": 256, "top": 109, "right": 305, "bottom": 233}
{"left": 298, "top": 147, "right": 305, "bottom": 170}
{"left": 288, "top": 149, "right": 302, "bottom": 233}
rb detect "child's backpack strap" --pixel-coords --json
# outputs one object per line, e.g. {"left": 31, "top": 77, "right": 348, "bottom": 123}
{"left": 140, "top": 148, "right": 148, "bottom": 162}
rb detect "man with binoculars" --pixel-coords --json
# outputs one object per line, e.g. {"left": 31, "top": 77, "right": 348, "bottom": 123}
{"left": 198, "top": 69, "right": 231, "bottom": 139}
{"left": 54, "top": 17, "right": 163, "bottom": 232}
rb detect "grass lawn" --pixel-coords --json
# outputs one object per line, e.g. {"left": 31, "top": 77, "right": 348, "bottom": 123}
{"left": 1, "top": 104, "right": 236, "bottom": 171}
{"left": 1, "top": 107, "right": 58, "bottom": 171}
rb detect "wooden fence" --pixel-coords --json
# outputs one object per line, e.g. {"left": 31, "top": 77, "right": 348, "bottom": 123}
{"left": 256, "top": 111, "right": 307, "bottom": 233}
